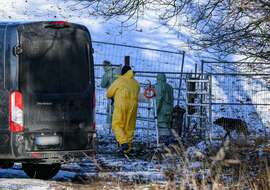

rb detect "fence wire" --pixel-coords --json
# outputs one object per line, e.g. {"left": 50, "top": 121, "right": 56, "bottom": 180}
{"left": 93, "top": 41, "right": 185, "bottom": 72}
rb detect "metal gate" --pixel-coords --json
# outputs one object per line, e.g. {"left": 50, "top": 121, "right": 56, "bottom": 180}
{"left": 93, "top": 41, "right": 186, "bottom": 145}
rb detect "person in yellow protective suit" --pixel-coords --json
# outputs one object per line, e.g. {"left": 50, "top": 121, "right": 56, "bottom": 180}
{"left": 106, "top": 65, "right": 140, "bottom": 155}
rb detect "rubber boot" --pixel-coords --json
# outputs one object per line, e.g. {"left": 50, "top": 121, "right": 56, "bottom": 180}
{"left": 117, "top": 143, "right": 129, "bottom": 155}
{"left": 124, "top": 142, "right": 132, "bottom": 155}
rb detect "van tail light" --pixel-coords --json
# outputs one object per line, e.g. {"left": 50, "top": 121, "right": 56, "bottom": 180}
{"left": 9, "top": 91, "right": 24, "bottom": 133}
{"left": 92, "top": 91, "right": 96, "bottom": 130}
{"left": 92, "top": 122, "right": 96, "bottom": 130}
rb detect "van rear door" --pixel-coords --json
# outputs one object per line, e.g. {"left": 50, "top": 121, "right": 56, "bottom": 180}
{"left": 18, "top": 22, "right": 95, "bottom": 150}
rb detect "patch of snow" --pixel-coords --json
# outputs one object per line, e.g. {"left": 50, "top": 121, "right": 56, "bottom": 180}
{"left": 0, "top": 179, "right": 52, "bottom": 190}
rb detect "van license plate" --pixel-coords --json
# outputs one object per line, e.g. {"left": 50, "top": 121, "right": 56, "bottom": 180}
{"left": 35, "top": 136, "right": 61, "bottom": 146}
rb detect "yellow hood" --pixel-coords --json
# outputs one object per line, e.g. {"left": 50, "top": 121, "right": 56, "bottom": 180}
{"left": 120, "top": 70, "right": 134, "bottom": 79}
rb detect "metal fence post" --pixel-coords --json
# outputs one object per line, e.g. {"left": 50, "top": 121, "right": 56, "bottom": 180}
{"left": 201, "top": 60, "right": 204, "bottom": 76}
{"left": 209, "top": 74, "right": 213, "bottom": 142}
{"left": 177, "top": 51, "right": 185, "bottom": 105}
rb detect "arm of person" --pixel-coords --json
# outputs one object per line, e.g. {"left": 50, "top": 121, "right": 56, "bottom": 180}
{"left": 100, "top": 73, "right": 109, "bottom": 88}
{"left": 106, "top": 79, "right": 120, "bottom": 98}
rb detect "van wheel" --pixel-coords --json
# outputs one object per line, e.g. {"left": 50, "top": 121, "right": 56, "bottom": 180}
{"left": 0, "top": 161, "right": 14, "bottom": 169}
{"left": 22, "top": 163, "right": 61, "bottom": 180}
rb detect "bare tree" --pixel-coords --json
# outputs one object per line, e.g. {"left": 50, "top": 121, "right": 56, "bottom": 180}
{"left": 74, "top": 0, "right": 270, "bottom": 61}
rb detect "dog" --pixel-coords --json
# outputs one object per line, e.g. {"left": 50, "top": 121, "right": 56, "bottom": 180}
{"left": 213, "top": 117, "right": 249, "bottom": 139}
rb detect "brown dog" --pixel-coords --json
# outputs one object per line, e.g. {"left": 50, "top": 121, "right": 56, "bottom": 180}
{"left": 213, "top": 117, "right": 249, "bottom": 139}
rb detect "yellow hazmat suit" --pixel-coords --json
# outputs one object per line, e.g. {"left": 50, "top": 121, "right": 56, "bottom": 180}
{"left": 106, "top": 70, "right": 140, "bottom": 149}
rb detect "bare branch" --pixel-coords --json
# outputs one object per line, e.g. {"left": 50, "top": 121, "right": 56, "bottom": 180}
{"left": 69, "top": 0, "right": 270, "bottom": 61}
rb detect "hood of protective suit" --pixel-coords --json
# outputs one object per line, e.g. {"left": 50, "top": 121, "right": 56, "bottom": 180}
{"left": 121, "top": 70, "right": 134, "bottom": 79}
{"left": 157, "top": 73, "right": 166, "bottom": 83}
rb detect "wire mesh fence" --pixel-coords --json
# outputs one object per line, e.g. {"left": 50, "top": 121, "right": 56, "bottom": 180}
{"left": 95, "top": 68, "right": 189, "bottom": 146}
{"left": 93, "top": 41, "right": 270, "bottom": 145}
{"left": 202, "top": 61, "right": 270, "bottom": 139}
{"left": 93, "top": 41, "right": 186, "bottom": 146}
{"left": 93, "top": 41, "right": 185, "bottom": 72}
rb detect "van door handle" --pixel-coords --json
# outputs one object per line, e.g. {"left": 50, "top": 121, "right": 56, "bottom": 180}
{"left": 13, "top": 45, "right": 23, "bottom": 55}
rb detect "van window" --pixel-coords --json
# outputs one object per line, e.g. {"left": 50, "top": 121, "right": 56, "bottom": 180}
{"left": 19, "top": 24, "right": 90, "bottom": 94}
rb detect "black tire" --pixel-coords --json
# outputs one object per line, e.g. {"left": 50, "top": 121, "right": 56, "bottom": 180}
{"left": 22, "top": 163, "right": 61, "bottom": 180}
{"left": 0, "top": 161, "right": 14, "bottom": 169}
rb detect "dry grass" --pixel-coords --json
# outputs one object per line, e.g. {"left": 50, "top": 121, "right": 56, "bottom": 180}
{"left": 75, "top": 135, "right": 269, "bottom": 190}
{"left": 155, "top": 135, "right": 270, "bottom": 190}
